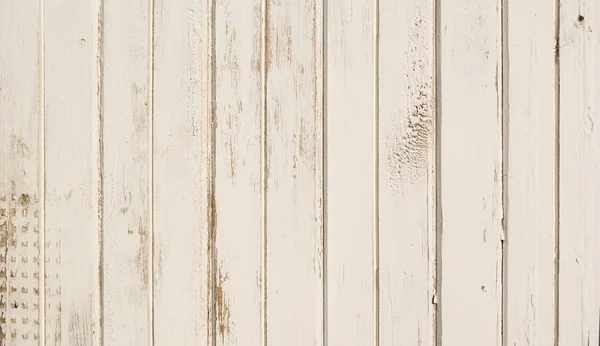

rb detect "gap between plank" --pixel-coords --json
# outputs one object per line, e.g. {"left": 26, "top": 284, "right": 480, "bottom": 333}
{"left": 433, "top": 0, "right": 443, "bottom": 342}
{"left": 260, "top": 0, "right": 268, "bottom": 344}
{"left": 148, "top": 0, "right": 155, "bottom": 344}
{"left": 322, "top": 0, "right": 328, "bottom": 343}
{"left": 39, "top": 0, "right": 46, "bottom": 342}
{"left": 97, "top": 0, "right": 106, "bottom": 344}
{"left": 553, "top": 0, "right": 560, "bottom": 343}
{"left": 500, "top": 0, "right": 508, "bottom": 344}
{"left": 373, "top": 0, "right": 380, "bottom": 345}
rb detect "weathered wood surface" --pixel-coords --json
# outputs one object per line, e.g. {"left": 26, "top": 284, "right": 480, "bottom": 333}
{"left": 0, "top": 0, "right": 598, "bottom": 344}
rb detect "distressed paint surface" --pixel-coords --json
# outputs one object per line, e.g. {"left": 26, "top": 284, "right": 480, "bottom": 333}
{"left": 265, "top": 0, "right": 324, "bottom": 344}
{"left": 2, "top": 1, "right": 600, "bottom": 345}
{"left": 44, "top": 0, "right": 102, "bottom": 344}
{"left": 151, "top": 0, "right": 211, "bottom": 345}
{"left": 559, "top": 1, "right": 600, "bottom": 345}
{"left": 213, "top": 0, "right": 263, "bottom": 344}
{"left": 438, "top": 0, "right": 503, "bottom": 344}
{"left": 101, "top": 0, "right": 152, "bottom": 343}
{"left": 505, "top": 0, "right": 557, "bottom": 344}
{"left": 0, "top": 2, "right": 42, "bottom": 345}
{"left": 378, "top": 0, "right": 436, "bottom": 344}
{"left": 325, "top": 0, "right": 375, "bottom": 344}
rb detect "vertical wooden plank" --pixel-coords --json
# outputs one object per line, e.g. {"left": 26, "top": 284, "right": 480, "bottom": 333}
{"left": 101, "top": 0, "right": 151, "bottom": 343}
{"left": 266, "top": 0, "right": 324, "bottom": 344}
{"left": 378, "top": 0, "right": 436, "bottom": 343}
{"left": 213, "top": 0, "right": 263, "bottom": 344}
{"left": 44, "top": 0, "right": 102, "bottom": 343}
{"left": 152, "top": 0, "right": 211, "bottom": 344}
{"left": 438, "top": 0, "right": 503, "bottom": 344}
{"left": 325, "top": 0, "right": 375, "bottom": 344}
{"left": 559, "top": 1, "right": 600, "bottom": 344}
{"left": 0, "top": 1, "right": 42, "bottom": 344}
{"left": 505, "top": 0, "right": 556, "bottom": 343}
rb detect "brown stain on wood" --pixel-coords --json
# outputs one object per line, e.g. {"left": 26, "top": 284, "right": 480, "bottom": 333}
{"left": 215, "top": 263, "right": 232, "bottom": 339}
{"left": 135, "top": 217, "right": 149, "bottom": 291}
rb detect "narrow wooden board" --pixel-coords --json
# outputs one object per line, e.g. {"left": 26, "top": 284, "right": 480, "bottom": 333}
{"left": 559, "top": 1, "right": 600, "bottom": 344}
{"left": 0, "top": 1, "right": 42, "bottom": 344}
{"left": 265, "top": 0, "right": 324, "bottom": 344}
{"left": 213, "top": 0, "right": 263, "bottom": 344}
{"left": 378, "top": 0, "right": 436, "bottom": 343}
{"left": 438, "top": 0, "right": 503, "bottom": 344}
{"left": 101, "top": 0, "right": 152, "bottom": 343}
{"left": 325, "top": 0, "right": 375, "bottom": 344}
{"left": 504, "top": 0, "right": 556, "bottom": 343}
{"left": 152, "top": 0, "right": 211, "bottom": 344}
{"left": 44, "top": 0, "right": 102, "bottom": 343}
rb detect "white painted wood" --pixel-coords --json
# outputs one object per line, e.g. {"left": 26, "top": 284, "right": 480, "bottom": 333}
{"left": 325, "top": 0, "right": 375, "bottom": 345}
{"left": 44, "top": 0, "right": 102, "bottom": 343}
{"left": 213, "top": 0, "right": 263, "bottom": 344}
{"left": 101, "top": 0, "right": 152, "bottom": 344}
{"left": 0, "top": 1, "right": 42, "bottom": 344}
{"left": 559, "top": 2, "right": 600, "bottom": 345}
{"left": 505, "top": 0, "right": 556, "bottom": 344}
{"left": 265, "top": 0, "right": 324, "bottom": 344}
{"left": 378, "top": 0, "right": 436, "bottom": 344}
{"left": 438, "top": 0, "right": 503, "bottom": 344}
{"left": 152, "top": 0, "right": 211, "bottom": 345}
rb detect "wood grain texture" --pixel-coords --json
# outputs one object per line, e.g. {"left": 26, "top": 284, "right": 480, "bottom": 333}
{"left": 325, "top": 0, "right": 375, "bottom": 345}
{"left": 213, "top": 0, "right": 263, "bottom": 344}
{"left": 378, "top": 0, "right": 436, "bottom": 344}
{"left": 265, "top": 0, "right": 324, "bottom": 344}
{"left": 559, "top": 1, "right": 600, "bottom": 344}
{"left": 504, "top": 0, "right": 557, "bottom": 343}
{"left": 0, "top": 1, "right": 42, "bottom": 344}
{"left": 152, "top": 0, "right": 211, "bottom": 345}
{"left": 44, "top": 0, "right": 102, "bottom": 343}
{"left": 438, "top": 0, "right": 503, "bottom": 344}
{"left": 101, "top": 0, "right": 152, "bottom": 343}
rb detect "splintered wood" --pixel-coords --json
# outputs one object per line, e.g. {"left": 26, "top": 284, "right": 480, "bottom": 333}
{"left": 1, "top": 0, "right": 599, "bottom": 344}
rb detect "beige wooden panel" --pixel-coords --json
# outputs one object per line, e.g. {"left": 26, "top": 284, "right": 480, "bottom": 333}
{"left": 0, "top": 1, "right": 42, "bottom": 344}
{"left": 438, "top": 0, "right": 503, "bottom": 344}
{"left": 44, "top": 0, "right": 102, "bottom": 343}
{"left": 559, "top": 1, "right": 600, "bottom": 344}
{"left": 152, "top": 0, "right": 211, "bottom": 344}
{"left": 325, "top": 0, "right": 375, "bottom": 344}
{"left": 505, "top": 0, "right": 557, "bottom": 343}
{"left": 213, "top": 0, "right": 263, "bottom": 344}
{"left": 265, "top": 0, "right": 324, "bottom": 344}
{"left": 378, "top": 0, "right": 436, "bottom": 343}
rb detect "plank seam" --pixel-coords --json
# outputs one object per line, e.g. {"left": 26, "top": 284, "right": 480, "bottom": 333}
{"left": 322, "top": 0, "right": 328, "bottom": 343}
{"left": 500, "top": 0, "right": 508, "bottom": 344}
{"left": 373, "top": 0, "right": 380, "bottom": 344}
{"left": 260, "top": 0, "right": 268, "bottom": 344}
{"left": 39, "top": 0, "right": 46, "bottom": 342}
{"left": 553, "top": 0, "right": 560, "bottom": 343}
{"left": 434, "top": 0, "right": 443, "bottom": 342}
{"left": 97, "top": 0, "right": 106, "bottom": 344}
{"left": 148, "top": 0, "right": 155, "bottom": 344}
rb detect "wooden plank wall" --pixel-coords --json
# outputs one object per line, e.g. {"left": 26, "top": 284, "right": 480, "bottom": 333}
{"left": 1, "top": 0, "right": 599, "bottom": 345}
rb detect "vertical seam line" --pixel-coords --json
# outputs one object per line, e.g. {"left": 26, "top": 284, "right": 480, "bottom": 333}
{"left": 553, "top": 0, "right": 560, "bottom": 343}
{"left": 97, "top": 0, "right": 105, "bottom": 344}
{"left": 373, "top": 0, "right": 380, "bottom": 345}
{"left": 39, "top": 0, "right": 46, "bottom": 343}
{"left": 148, "top": 0, "right": 155, "bottom": 344}
{"left": 501, "top": 0, "right": 508, "bottom": 344}
{"left": 322, "top": 0, "right": 328, "bottom": 344}
{"left": 434, "top": 0, "right": 443, "bottom": 342}
{"left": 260, "top": 0, "right": 268, "bottom": 345}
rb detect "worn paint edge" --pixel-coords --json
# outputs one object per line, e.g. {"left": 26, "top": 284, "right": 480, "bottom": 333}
{"left": 39, "top": 0, "right": 46, "bottom": 342}
{"left": 553, "top": 0, "right": 560, "bottom": 343}
{"left": 260, "top": 0, "right": 268, "bottom": 345}
{"left": 373, "top": 0, "right": 380, "bottom": 344}
{"left": 433, "top": 0, "right": 443, "bottom": 342}
{"left": 148, "top": 0, "right": 155, "bottom": 344}
{"left": 321, "top": 0, "right": 329, "bottom": 343}
{"left": 500, "top": 0, "right": 508, "bottom": 344}
{"left": 97, "top": 0, "right": 106, "bottom": 344}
